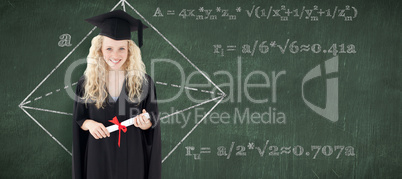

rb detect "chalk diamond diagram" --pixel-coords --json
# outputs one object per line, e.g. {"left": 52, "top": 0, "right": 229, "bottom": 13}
{"left": 18, "top": 0, "right": 225, "bottom": 163}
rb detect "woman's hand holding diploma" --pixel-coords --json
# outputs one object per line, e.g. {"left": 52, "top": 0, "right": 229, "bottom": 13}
{"left": 81, "top": 120, "right": 110, "bottom": 139}
{"left": 133, "top": 109, "right": 152, "bottom": 130}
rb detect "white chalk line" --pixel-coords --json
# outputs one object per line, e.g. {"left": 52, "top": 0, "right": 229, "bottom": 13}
{"left": 19, "top": 106, "right": 72, "bottom": 156}
{"left": 21, "top": 100, "right": 31, "bottom": 106}
{"left": 160, "top": 96, "right": 222, "bottom": 120}
{"left": 121, "top": 0, "right": 126, "bottom": 12}
{"left": 111, "top": 0, "right": 123, "bottom": 12}
{"left": 312, "top": 169, "right": 319, "bottom": 178}
{"left": 155, "top": 81, "right": 167, "bottom": 86}
{"left": 332, "top": 169, "right": 340, "bottom": 177}
{"left": 158, "top": 81, "right": 217, "bottom": 94}
{"left": 185, "top": 86, "right": 197, "bottom": 91}
{"left": 22, "top": 82, "right": 76, "bottom": 105}
{"left": 124, "top": 1, "right": 225, "bottom": 96}
{"left": 25, "top": 83, "right": 77, "bottom": 105}
{"left": 162, "top": 96, "right": 224, "bottom": 163}
{"left": 170, "top": 84, "right": 180, "bottom": 88}
{"left": 22, "top": 105, "right": 73, "bottom": 116}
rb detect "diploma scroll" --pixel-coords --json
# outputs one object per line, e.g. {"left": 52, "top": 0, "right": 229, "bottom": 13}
{"left": 106, "top": 113, "right": 150, "bottom": 133}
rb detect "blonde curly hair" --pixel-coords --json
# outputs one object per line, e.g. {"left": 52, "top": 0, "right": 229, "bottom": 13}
{"left": 83, "top": 35, "right": 146, "bottom": 109}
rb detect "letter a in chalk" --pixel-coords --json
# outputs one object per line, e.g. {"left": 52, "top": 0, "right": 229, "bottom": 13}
{"left": 58, "top": 34, "right": 72, "bottom": 47}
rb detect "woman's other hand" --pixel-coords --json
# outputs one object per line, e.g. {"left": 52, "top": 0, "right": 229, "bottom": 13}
{"left": 81, "top": 119, "right": 110, "bottom": 139}
{"left": 133, "top": 109, "right": 152, "bottom": 130}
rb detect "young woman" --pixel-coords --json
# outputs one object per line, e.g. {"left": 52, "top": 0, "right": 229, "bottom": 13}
{"left": 72, "top": 10, "right": 161, "bottom": 179}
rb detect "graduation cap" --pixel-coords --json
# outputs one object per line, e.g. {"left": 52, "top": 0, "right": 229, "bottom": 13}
{"left": 85, "top": 10, "right": 148, "bottom": 47}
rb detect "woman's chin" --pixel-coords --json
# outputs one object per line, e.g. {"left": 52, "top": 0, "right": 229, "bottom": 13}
{"left": 107, "top": 64, "right": 123, "bottom": 71}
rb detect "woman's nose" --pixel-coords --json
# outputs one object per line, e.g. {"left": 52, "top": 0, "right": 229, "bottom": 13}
{"left": 111, "top": 51, "right": 119, "bottom": 59}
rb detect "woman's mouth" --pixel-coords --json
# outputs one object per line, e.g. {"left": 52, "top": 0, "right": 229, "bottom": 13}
{"left": 109, "top": 59, "right": 121, "bottom": 65}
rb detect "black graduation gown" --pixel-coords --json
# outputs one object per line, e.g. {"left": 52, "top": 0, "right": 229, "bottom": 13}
{"left": 72, "top": 74, "right": 161, "bottom": 179}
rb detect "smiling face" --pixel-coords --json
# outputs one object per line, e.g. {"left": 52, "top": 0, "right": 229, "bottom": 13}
{"left": 101, "top": 36, "right": 129, "bottom": 71}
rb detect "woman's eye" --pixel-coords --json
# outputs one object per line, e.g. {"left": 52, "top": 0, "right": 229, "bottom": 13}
{"left": 106, "top": 48, "right": 112, "bottom": 51}
{"left": 119, "top": 48, "right": 125, "bottom": 50}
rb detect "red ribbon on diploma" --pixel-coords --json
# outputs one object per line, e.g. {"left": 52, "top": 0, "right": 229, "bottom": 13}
{"left": 108, "top": 116, "right": 127, "bottom": 147}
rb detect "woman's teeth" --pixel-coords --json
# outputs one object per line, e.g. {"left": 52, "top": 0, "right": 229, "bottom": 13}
{"left": 109, "top": 59, "right": 121, "bottom": 64}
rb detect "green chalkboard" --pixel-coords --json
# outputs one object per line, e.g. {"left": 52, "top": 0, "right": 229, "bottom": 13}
{"left": 1, "top": 0, "right": 401, "bottom": 178}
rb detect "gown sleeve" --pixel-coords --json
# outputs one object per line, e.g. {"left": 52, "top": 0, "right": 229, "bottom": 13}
{"left": 141, "top": 75, "right": 162, "bottom": 179}
{"left": 72, "top": 76, "right": 89, "bottom": 179}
